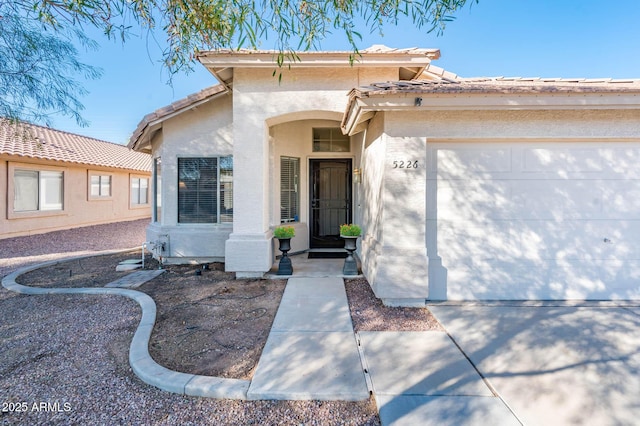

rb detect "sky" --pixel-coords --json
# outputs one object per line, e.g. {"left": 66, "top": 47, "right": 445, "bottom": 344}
{"left": 50, "top": 0, "right": 640, "bottom": 145}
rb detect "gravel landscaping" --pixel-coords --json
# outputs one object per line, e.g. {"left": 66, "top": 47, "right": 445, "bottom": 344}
{"left": 1, "top": 220, "right": 440, "bottom": 425}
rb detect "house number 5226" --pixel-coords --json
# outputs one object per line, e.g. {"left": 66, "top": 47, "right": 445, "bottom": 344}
{"left": 392, "top": 160, "right": 419, "bottom": 169}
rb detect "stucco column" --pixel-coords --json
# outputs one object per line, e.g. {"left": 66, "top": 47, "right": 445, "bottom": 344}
{"left": 224, "top": 90, "right": 273, "bottom": 277}
{"left": 369, "top": 135, "right": 430, "bottom": 305}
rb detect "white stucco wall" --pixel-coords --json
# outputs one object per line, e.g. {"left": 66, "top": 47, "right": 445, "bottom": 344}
{"left": 146, "top": 93, "right": 234, "bottom": 264}
{"left": 361, "top": 108, "right": 640, "bottom": 303}
{"left": 225, "top": 66, "right": 398, "bottom": 275}
{"left": 358, "top": 112, "right": 429, "bottom": 305}
{"left": 269, "top": 118, "right": 353, "bottom": 254}
{"left": 359, "top": 113, "right": 385, "bottom": 289}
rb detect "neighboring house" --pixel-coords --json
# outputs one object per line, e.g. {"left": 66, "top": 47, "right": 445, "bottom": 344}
{"left": 1, "top": 120, "right": 152, "bottom": 239}
{"left": 129, "top": 45, "right": 640, "bottom": 304}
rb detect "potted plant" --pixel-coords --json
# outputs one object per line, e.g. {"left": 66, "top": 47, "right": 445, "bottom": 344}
{"left": 340, "top": 224, "right": 361, "bottom": 275}
{"left": 274, "top": 225, "right": 295, "bottom": 275}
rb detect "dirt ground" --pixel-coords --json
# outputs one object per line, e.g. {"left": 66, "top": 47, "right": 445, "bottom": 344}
{"left": 15, "top": 250, "right": 442, "bottom": 379}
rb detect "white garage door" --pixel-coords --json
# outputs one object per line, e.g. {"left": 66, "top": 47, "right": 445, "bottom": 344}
{"left": 427, "top": 142, "right": 640, "bottom": 300}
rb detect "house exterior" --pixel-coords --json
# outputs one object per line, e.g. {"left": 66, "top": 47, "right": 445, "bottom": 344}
{"left": 1, "top": 120, "right": 152, "bottom": 239}
{"left": 129, "top": 45, "right": 640, "bottom": 304}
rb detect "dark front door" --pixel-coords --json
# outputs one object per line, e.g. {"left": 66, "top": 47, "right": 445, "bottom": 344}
{"left": 310, "top": 159, "right": 352, "bottom": 248}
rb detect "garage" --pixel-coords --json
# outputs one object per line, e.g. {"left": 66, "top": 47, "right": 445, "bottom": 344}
{"left": 427, "top": 141, "right": 640, "bottom": 300}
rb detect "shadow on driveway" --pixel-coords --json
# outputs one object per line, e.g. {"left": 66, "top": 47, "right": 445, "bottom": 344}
{"left": 429, "top": 304, "right": 640, "bottom": 426}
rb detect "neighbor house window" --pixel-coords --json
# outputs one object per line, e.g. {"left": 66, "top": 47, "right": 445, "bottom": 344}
{"left": 312, "top": 128, "right": 350, "bottom": 152}
{"left": 178, "top": 156, "right": 233, "bottom": 224}
{"left": 130, "top": 177, "right": 149, "bottom": 205}
{"left": 280, "top": 156, "right": 299, "bottom": 223}
{"left": 14, "top": 169, "right": 63, "bottom": 211}
{"left": 90, "top": 174, "right": 112, "bottom": 198}
{"left": 153, "top": 158, "right": 161, "bottom": 222}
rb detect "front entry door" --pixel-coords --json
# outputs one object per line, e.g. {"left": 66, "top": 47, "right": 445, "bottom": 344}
{"left": 310, "top": 159, "right": 352, "bottom": 248}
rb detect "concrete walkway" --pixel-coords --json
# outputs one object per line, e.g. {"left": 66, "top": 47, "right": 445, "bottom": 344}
{"left": 247, "top": 277, "right": 369, "bottom": 400}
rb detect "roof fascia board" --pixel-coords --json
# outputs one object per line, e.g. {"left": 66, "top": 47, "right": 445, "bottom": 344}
{"left": 198, "top": 52, "right": 434, "bottom": 69}
{"left": 342, "top": 108, "right": 374, "bottom": 136}
{"left": 358, "top": 92, "right": 640, "bottom": 110}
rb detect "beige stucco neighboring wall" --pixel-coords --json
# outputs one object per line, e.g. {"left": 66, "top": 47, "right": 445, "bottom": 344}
{"left": 144, "top": 92, "right": 234, "bottom": 264}
{"left": 1, "top": 155, "right": 151, "bottom": 240}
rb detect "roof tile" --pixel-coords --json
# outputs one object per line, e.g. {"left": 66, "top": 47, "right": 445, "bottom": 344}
{"left": 128, "top": 84, "right": 227, "bottom": 150}
{"left": 1, "top": 120, "right": 151, "bottom": 172}
{"left": 354, "top": 76, "right": 640, "bottom": 97}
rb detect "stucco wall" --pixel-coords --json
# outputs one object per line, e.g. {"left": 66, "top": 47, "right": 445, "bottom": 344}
{"left": 359, "top": 112, "right": 385, "bottom": 286}
{"left": 1, "top": 156, "right": 151, "bottom": 239}
{"left": 363, "top": 108, "right": 640, "bottom": 303}
{"left": 269, "top": 118, "right": 359, "bottom": 254}
{"left": 226, "top": 66, "right": 397, "bottom": 275}
{"left": 359, "top": 112, "right": 430, "bottom": 305}
{"left": 146, "top": 93, "right": 234, "bottom": 263}
{"left": 384, "top": 109, "right": 640, "bottom": 139}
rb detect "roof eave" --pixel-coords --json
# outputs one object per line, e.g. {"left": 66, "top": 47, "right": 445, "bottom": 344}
{"left": 197, "top": 48, "right": 439, "bottom": 85}
{"left": 128, "top": 86, "right": 229, "bottom": 151}
{"left": 342, "top": 90, "right": 640, "bottom": 135}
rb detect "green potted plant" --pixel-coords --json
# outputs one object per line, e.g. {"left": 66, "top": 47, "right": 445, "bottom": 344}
{"left": 274, "top": 225, "right": 295, "bottom": 275}
{"left": 339, "top": 224, "right": 361, "bottom": 275}
{"left": 339, "top": 224, "right": 361, "bottom": 237}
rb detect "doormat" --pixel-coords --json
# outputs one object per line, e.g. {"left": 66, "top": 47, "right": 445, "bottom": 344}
{"left": 308, "top": 251, "right": 348, "bottom": 259}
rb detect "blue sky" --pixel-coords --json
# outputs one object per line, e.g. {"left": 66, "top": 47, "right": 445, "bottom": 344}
{"left": 53, "top": 0, "right": 640, "bottom": 145}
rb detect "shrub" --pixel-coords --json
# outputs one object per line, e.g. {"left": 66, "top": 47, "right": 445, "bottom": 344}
{"left": 339, "top": 224, "right": 361, "bottom": 237}
{"left": 274, "top": 225, "right": 295, "bottom": 239}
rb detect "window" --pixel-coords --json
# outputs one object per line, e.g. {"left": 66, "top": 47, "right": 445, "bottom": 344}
{"left": 90, "top": 174, "right": 111, "bottom": 198}
{"left": 178, "top": 157, "right": 233, "bottom": 224}
{"left": 312, "top": 128, "right": 350, "bottom": 152}
{"left": 130, "top": 177, "right": 149, "bottom": 205}
{"left": 14, "top": 169, "right": 63, "bottom": 212}
{"left": 153, "top": 158, "right": 161, "bottom": 222}
{"left": 280, "top": 156, "right": 300, "bottom": 223}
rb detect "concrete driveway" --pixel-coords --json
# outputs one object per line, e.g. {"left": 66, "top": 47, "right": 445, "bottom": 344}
{"left": 426, "top": 303, "right": 640, "bottom": 426}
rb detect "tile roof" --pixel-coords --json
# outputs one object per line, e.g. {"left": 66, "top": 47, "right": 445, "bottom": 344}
{"left": 128, "top": 84, "right": 228, "bottom": 150}
{"left": 351, "top": 76, "right": 640, "bottom": 97}
{"left": 1, "top": 119, "right": 151, "bottom": 172}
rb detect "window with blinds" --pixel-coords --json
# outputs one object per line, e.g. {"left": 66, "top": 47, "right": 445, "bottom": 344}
{"left": 153, "top": 158, "right": 162, "bottom": 222}
{"left": 178, "top": 157, "right": 233, "bottom": 224}
{"left": 280, "top": 156, "right": 300, "bottom": 223}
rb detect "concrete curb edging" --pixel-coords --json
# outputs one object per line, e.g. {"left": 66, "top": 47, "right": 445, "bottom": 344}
{"left": 1, "top": 249, "right": 250, "bottom": 399}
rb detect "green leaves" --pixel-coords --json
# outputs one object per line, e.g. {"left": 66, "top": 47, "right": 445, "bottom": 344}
{"left": 0, "top": 9, "right": 102, "bottom": 126}
{"left": 1, "top": 0, "right": 475, "bottom": 125}
{"left": 274, "top": 225, "right": 295, "bottom": 239}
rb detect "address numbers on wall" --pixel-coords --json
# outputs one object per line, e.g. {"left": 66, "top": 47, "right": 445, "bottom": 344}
{"left": 392, "top": 160, "right": 419, "bottom": 169}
